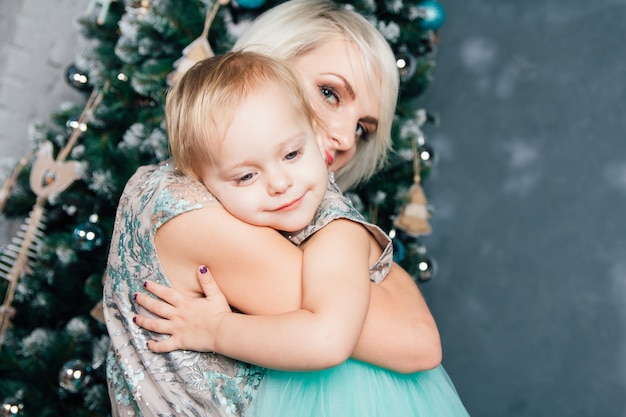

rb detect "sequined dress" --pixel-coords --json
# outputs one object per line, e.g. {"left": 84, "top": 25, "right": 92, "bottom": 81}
{"left": 103, "top": 162, "right": 264, "bottom": 417}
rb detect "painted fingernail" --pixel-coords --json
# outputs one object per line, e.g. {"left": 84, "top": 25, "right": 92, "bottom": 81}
{"left": 133, "top": 293, "right": 138, "bottom": 300}
{"left": 199, "top": 266, "right": 208, "bottom": 274}
{"left": 143, "top": 281, "right": 148, "bottom": 288}
{"left": 132, "top": 316, "right": 137, "bottom": 323}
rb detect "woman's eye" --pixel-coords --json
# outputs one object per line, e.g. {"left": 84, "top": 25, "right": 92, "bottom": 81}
{"left": 356, "top": 124, "right": 368, "bottom": 140}
{"left": 320, "top": 85, "right": 338, "bottom": 105}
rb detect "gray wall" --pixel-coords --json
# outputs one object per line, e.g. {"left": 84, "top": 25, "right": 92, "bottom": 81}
{"left": 420, "top": 1, "right": 626, "bottom": 416}
{"left": 0, "top": 0, "right": 84, "bottom": 245}
{"left": 1, "top": 1, "right": 625, "bottom": 416}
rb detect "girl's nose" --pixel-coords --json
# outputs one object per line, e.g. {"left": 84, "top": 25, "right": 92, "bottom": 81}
{"left": 267, "top": 167, "right": 292, "bottom": 195}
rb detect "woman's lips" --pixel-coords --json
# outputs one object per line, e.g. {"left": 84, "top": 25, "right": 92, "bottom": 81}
{"left": 325, "top": 150, "right": 334, "bottom": 166}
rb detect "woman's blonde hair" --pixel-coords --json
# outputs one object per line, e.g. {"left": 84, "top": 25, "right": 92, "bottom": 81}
{"left": 166, "top": 51, "right": 319, "bottom": 179}
{"left": 234, "top": 0, "right": 399, "bottom": 191}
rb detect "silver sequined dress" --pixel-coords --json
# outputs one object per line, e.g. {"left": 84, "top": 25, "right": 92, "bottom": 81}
{"left": 103, "top": 161, "right": 392, "bottom": 416}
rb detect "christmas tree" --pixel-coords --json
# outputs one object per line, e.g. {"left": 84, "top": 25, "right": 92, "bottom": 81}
{"left": 0, "top": 0, "right": 444, "bottom": 414}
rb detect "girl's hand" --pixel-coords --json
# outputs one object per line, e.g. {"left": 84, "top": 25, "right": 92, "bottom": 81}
{"left": 133, "top": 266, "right": 231, "bottom": 353}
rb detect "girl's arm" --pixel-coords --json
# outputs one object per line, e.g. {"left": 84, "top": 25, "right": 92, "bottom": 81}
{"left": 209, "top": 219, "right": 372, "bottom": 369}
{"left": 136, "top": 204, "right": 441, "bottom": 371}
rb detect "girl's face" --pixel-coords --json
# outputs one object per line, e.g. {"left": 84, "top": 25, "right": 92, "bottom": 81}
{"left": 200, "top": 82, "right": 328, "bottom": 233}
{"left": 291, "top": 39, "right": 381, "bottom": 173}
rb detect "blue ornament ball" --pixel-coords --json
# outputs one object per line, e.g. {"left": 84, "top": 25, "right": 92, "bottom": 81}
{"left": 416, "top": 0, "right": 445, "bottom": 31}
{"left": 65, "top": 63, "right": 91, "bottom": 92}
{"left": 59, "top": 359, "right": 92, "bottom": 393}
{"left": 236, "top": 0, "right": 266, "bottom": 9}
{"left": 72, "top": 214, "right": 104, "bottom": 251}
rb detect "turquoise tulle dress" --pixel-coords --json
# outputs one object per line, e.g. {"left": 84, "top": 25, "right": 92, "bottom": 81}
{"left": 248, "top": 360, "right": 469, "bottom": 417}
{"left": 248, "top": 177, "right": 470, "bottom": 417}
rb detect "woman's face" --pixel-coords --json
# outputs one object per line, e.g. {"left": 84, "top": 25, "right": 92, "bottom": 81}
{"left": 291, "top": 39, "right": 381, "bottom": 172}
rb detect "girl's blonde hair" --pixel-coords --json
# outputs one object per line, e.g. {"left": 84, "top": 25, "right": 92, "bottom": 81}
{"left": 166, "top": 51, "right": 319, "bottom": 179}
{"left": 234, "top": 0, "right": 398, "bottom": 190}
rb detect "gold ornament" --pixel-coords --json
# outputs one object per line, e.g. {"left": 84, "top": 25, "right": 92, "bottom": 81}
{"left": 167, "top": 0, "right": 231, "bottom": 86}
{"left": 394, "top": 140, "right": 432, "bottom": 237}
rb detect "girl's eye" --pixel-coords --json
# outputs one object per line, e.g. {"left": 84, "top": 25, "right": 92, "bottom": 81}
{"left": 285, "top": 150, "right": 301, "bottom": 161}
{"left": 320, "top": 85, "right": 339, "bottom": 105}
{"left": 236, "top": 173, "right": 254, "bottom": 184}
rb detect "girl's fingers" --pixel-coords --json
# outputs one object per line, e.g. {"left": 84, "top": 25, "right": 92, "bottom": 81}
{"left": 133, "top": 314, "right": 172, "bottom": 335}
{"left": 142, "top": 280, "right": 182, "bottom": 306}
{"left": 146, "top": 338, "right": 179, "bottom": 353}
{"left": 134, "top": 291, "right": 175, "bottom": 319}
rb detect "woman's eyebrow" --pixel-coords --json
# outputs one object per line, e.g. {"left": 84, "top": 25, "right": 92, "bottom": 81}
{"left": 337, "top": 74, "right": 355, "bottom": 99}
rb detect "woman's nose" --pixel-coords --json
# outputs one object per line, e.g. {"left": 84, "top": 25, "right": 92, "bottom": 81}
{"left": 325, "top": 120, "right": 356, "bottom": 152}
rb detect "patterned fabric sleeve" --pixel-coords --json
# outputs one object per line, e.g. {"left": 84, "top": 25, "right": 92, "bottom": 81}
{"left": 286, "top": 176, "right": 393, "bottom": 284}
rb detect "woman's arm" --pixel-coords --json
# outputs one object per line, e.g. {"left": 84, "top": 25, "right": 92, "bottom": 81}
{"left": 136, "top": 204, "right": 441, "bottom": 371}
{"left": 352, "top": 263, "right": 442, "bottom": 372}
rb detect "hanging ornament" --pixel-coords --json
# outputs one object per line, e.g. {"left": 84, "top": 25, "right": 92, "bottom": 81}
{"left": 59, "top": 359, "right": 92, "bottom": 393}
{"left": 1, "top": 396, "right": 24, "bottom": 416}
{"left": 396, "top": 50, "right": 417, "bottom": 82}
{"left": 415, "top": 0, "right": 445, "bottom": 31}
{"left": 85, "top": 0, "right": 116, "bottom": 24}
{"left": 65, "top": 64, "right": 91, "bottom": 92}
{"left": 167, "top": 0, "right": 231, "bottom": 86}
{"left": 394, "top": 140, "right": 431, "bottom": 237}
{"left": 234, "top": 0, "right": 266, "bottom": 10}
{"left": 72, "top": 214, "right": 104, "bottom": 251}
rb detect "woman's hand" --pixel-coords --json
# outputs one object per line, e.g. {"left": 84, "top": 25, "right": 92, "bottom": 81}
{"left": 133, "top": 266, "right": 231, "bottom": 353}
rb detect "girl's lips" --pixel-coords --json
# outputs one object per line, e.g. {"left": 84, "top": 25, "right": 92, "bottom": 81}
{"left": 275, "top": 196, "right": 304, "bottom": 211}
{"left": 325, "top": 150, "right": 334, "bottom": 166}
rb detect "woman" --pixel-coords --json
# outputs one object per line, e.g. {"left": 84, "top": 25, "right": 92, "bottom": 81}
{"left": 104, "top": 1, "right": 441, "bottom": 416}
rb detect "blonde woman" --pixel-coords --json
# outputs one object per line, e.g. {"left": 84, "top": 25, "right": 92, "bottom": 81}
{"left": 104, "top": 1, "right": 444, "bottom": 415}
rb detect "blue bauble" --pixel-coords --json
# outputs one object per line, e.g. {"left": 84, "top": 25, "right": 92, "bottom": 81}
{"left": 72, "top": 214, "right": 104, "bottom": 251}
{"left": 236, "top": 0, "right": 266, "bottom": 9}
{"left": 416, "top": 0, "right": 445, "bottom": 31}
{"left": 65, "top": 63, "right": 91, "bottom": 92}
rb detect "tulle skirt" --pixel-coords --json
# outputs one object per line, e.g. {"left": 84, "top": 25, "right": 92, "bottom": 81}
{"left": 247, "top": 359, "right": 469, "bottom": 417}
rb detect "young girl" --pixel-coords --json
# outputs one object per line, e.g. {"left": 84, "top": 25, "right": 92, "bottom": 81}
{"left": 163, "top": 51, "right": 469, "bottom": 416}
